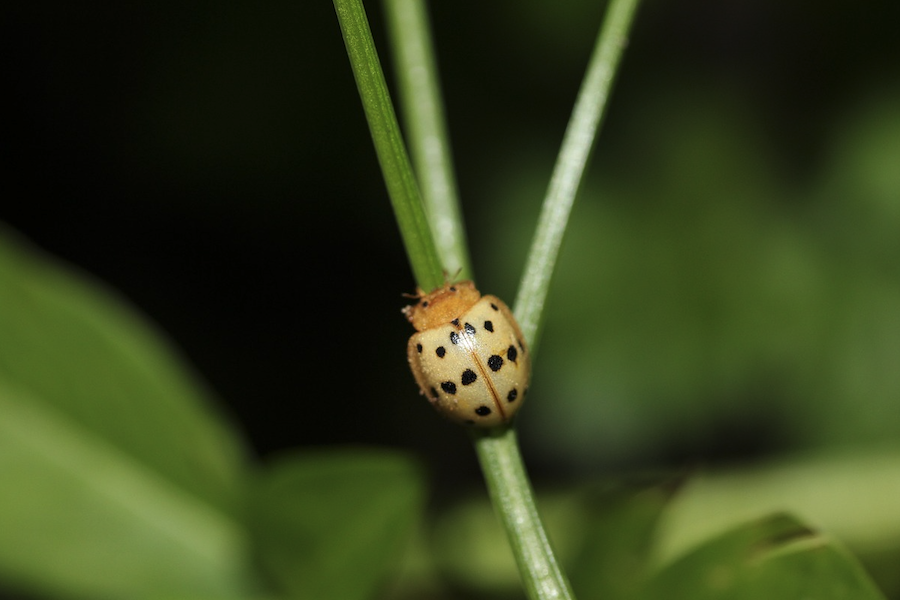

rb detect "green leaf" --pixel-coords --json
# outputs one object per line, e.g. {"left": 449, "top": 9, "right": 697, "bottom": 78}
{"left": 0, "top": 227, "right": 252, "bottom": 597}
{"left": 432, "top": 494, "right": 518, "bottom": 593}
{"left": 567, "top": 485, "right": 673, "bottom": 600}
{"left": 643, "top": 513, "right": 886, "bottom": 600}
{"left": 654, "top": 449, "right": 900, "bottom": 565}
{"left": 247, "top": 449, "right": 425, "bottom": 600}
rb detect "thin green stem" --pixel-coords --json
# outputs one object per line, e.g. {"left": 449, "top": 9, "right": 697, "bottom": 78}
{"left": 514, "top": 0, "right": 641, "bottom": 348}
{"left": 333, "top": 0, "right": 443, "bottom": 291}
{"left": 472, "top": 3, "right": 641, "bottom": 598}
{"left": 472, "top": 427, "right": 574, "bottom": 600}
{"left": 383, "top": 0, "right": 472, "bottom": 279}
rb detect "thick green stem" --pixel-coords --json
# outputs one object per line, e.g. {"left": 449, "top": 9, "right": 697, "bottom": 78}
{"left": 333, "top": 0, "right": 444, "bottom": 291}
{"left": 472, "top": 427, "right": 574, "bottom": 600}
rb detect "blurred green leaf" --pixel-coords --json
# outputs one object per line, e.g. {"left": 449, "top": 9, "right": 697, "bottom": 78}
{"left": 0, "top": 227, "right": 246, "bottom": 507}
{"left": 643, "top": 513, "right": 886, "bottom": 600}
{"left": 0, "top": 227, "right": 252, "bottom": 597}
{"left": 568, "top": 484, "right": 674, "bottom": 600}
{"left": 432, "top": 494, "right": 518, "bottom": 593}
{"left": 653, "top": 449, "right": 900, "bottom": 567}
{"left": 247, "top": 449, "right": 425, "bottom": 600}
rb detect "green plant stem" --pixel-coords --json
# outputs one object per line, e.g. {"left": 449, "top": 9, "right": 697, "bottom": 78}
{"left": 333, "top": 0, "right": 443, "bottom": 291}
{"left": 383, "top": 0, "right": 471, "bottom": 278}
{"left": 472, "top": 427, "right": 574, "bottom": 600}
{"left": 471, "top": 4, "right": 641, "bottom": 598}
{"left": 336, "top": 1, "right": 641, "bottom": 599}
{"left": 514, "top": 0, "right": 641, "bottom": 347}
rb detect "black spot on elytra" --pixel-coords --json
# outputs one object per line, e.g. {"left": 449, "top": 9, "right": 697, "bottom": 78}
{"left": 507, "top": 389, "right": 518, "bottom": 402}
{"left": 450, "top": 286, "right": 457, "bottom": 292}
{"left": 488, "top": 355, "right": 503, "bottom": 372}
{"left": 464, "top": 322, "right": 476, "bottom": 335}
{"left": 416, "top": 343, "right": 423, "bottom": 353}
{"left": 461, "top": 369, "right": 477, "bottom": 385}
{"left": 436, "top": 346, "right": 446, "bottom": 358}
{"left": 451, "top": 318, "right": 460, "bottom": 327}
{"left": 441, "top": 381, "right": 457, "bottom": 394}
{"left": 507, "top": 345, "right": 517, "bottom": 362}
{"left": 429, "top": 387, "right": 438, "bottom": 399}
{"left": 484, "top": 320, "right": 494, "bottom": 332}
{"left": 449, "top": 331, "right": 460, "bottom": 345}
{"left": 475, "top": 406, "right": 491, "bottom": 416}
{"left": 490, "top": 303, "right": 499, "bottom": 311}
{"left": 422, "top": 301, "right": 429, "bottom": 308}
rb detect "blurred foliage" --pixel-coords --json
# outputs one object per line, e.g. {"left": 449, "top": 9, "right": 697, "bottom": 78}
{"left": 0, "top": 230, "right": 424, "bottom": 599}
{"left": 4, "top": 0, "right": 900, "bottom": 598}
{"left": 643, "top": 513, "right": 886, "bottom": 600}
{"left": 247, "top": 450, "right": 424, "bottom": 600}
{"left": 506, "top": 84, "right": 900, "bottom": 468}
{"left": 0, "top": 229, "right": 251, "bottom": 598}
{"left": 1, "top": 225, "right": 897, "bottom": 597}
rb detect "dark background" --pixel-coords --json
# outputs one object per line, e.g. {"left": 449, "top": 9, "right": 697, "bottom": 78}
{"left": 5, "top": 0, "right": 900, "bottom": 493}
